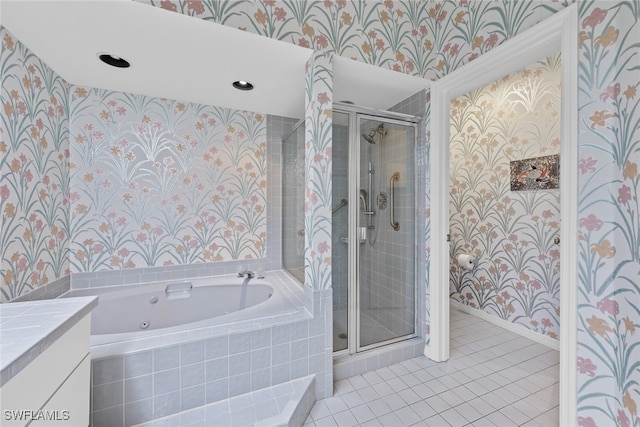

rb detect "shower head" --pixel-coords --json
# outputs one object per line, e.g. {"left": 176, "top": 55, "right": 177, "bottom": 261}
{"left": 362, "top": 131, "right": 377, "bottom": 144}
{"left": 362, "top": 123, "right": 386, "bottom": 144}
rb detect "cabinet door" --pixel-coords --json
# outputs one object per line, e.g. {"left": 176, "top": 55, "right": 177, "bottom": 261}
{"left": 33, "top": 354, "right": 90, "bottom": 426}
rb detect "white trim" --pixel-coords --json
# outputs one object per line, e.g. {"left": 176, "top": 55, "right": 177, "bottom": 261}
{"left": 559, "top": 6, "right": 579, "bottom": 426}
{"left": 429, "top": 5, "right": 578, "bottom": 427}
{"left": 451, "top": 301, "right": 560, "bottom": 350}
{"left": 427, "top": 74, "right": 451, "bottom": 362}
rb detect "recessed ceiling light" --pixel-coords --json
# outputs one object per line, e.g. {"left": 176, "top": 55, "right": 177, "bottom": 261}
{"left": 232, "top": 80, "right": 254, "bottom": 91}
{"left": 98, "top": 54, "right": 131, "bottom": 68}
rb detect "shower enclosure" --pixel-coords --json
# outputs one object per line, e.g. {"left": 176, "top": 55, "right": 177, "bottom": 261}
{"left": 283, "top": 103, "right": 419, "bottom": 355}
{"left": 333, "top": 104, "right": 418, "bottom": 354}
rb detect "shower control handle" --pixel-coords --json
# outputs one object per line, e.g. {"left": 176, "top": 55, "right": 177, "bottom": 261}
{"left": 340, "top": 227, "right": 367, "bottom": 244}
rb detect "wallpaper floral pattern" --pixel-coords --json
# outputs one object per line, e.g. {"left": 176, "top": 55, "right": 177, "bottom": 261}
{"left": 68, "top": 88, "right": 267, "bottom": 271}
{"left": 141, "top": 1, "right": 640, "bottom": 423}
{"left": 576, "top": 2, "right": 640, "bottom": 426}
{"left": 144, "top": 0, "right": 560, "bottom": 81}
{"left": 142, "top": 0, "right": 566, "bottom": 309}
{"left": 449, "top": 54, "right": 562, "bottom": 339}
{"left": 304, "top": 52, "right": 333, "bottom": 290}
{"left": 0, "top": 28, "right": 70, "bottom": 302}
{"left": 3, "top": 0, "right": 640, "bottom": 424}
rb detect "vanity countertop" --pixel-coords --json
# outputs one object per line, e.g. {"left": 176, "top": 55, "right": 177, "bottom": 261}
{"left": 0, "top": 296, "right": 98, "bottom": 387}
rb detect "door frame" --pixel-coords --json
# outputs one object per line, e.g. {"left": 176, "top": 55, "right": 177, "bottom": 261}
{"left": 428, "top": 4, "right": 578, "bottom": 426}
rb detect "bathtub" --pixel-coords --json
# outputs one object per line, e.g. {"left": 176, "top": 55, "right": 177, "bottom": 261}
{"left": 64, "top": 272, "right": 303, "bottom": 349}
{"left": 66, "top": 270, "right": 329, "bottom": 426}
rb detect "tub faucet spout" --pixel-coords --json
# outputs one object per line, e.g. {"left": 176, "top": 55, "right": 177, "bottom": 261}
{"left": 238, "top": 270, "right": 254, "bottom": 279}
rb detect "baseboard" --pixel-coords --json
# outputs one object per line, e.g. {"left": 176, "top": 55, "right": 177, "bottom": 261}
{"left": 451, "top": 301, "right": 560, "bottom": 351}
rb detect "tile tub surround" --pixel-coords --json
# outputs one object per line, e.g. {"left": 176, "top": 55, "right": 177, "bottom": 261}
{"left": 137, "top": 375, "right": 316, "bottom": 426}
{"left": 0, "top": 296, "right": 97, "bottom": 387}
{"left": 88, "top": 271, "right": 332, "bottom": 427}
{"left": 9, "top": 275, "right": 71, "bottom": 303}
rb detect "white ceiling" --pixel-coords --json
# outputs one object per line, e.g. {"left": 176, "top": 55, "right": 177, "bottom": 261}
{"left": 1, "top": 0, "right": 428, "bottom": 119}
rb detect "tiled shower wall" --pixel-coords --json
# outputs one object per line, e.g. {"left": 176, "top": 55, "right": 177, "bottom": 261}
{"left": 331, "top": 92, "right": 426, "bottom": 324}
{"left": 359, "top": 121, "right": 416, "bottom": 339}
{"left": 359, "top": 92, "right": 426, "bottom": 341}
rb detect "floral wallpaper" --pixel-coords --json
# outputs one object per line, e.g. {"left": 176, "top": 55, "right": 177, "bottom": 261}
{"left": 140, "top": 2, "right": 640, "bottom": 423}
{"left": 576, "top": 2, "right": 640, "bottom": 426}
{"left": 304, "top": 51, "right": 333, "bottom": 290}
{"left": 0, "top": 27, "right": 70, "bottom": 302}
{"left": 68, "top": 87, "right": 267, "bottom": 272}
{"left": 142, "top": 0, "right": 567, "bottom": 310}
{"left": 144, "top": 0, "right": 561, "bottom": 81}
{"left": 3, "top": 0, "right": 640, "bottom": 423}
{"left": 449, "top": 54, "right": 562, "bottom": 340}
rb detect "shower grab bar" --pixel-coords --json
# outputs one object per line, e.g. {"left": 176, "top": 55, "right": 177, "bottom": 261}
{"left": 332, "top": 198, "right": 348, "bottom": 215}
{"left": 390, "top": 172, "right": 400, "bottom": 231}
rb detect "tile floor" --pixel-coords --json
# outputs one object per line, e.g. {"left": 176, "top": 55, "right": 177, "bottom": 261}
{"left": 305, "top": 307, "right": 559, "bottom": 426}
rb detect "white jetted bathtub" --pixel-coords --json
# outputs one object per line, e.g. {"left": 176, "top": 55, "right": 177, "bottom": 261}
{"left": 65, "top": 272, "right": 300, "bottom": 348}
{"left": 65, "top": 270, "right": 318, "bottom": 424}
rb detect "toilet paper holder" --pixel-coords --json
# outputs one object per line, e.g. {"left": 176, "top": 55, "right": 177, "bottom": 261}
{"left": 456, "top": 253, "right": 477, "bottom": 271}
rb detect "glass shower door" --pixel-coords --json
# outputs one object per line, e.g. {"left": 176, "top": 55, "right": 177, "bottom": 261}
{"left": 282, "top": 122, "right": 305, "bottom": 283}
{"left": 331, "top": 107, "right": 417, "bottom": 355}
{"left": 357, "top": 115, "right": 416, "bottom": 349}
{"left": 332, "top": 111, "right": 350, "bottom": 352}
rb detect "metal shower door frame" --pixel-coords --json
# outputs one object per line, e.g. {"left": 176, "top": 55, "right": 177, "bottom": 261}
{"left": 334, "top": 102, "right": 420, "bottom": 356}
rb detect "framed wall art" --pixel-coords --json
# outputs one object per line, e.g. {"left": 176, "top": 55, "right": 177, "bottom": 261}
{"left": 510, "top": 154, "right": 559, "bottom": 191}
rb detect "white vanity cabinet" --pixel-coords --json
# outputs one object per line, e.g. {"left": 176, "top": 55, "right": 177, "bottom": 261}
{"left": 0, "top": 297, "right": 97, "bottom": 427}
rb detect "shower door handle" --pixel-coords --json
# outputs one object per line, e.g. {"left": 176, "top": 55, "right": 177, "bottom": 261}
{"left": 390, "top": 172, "right": 400, "bottom": 231}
